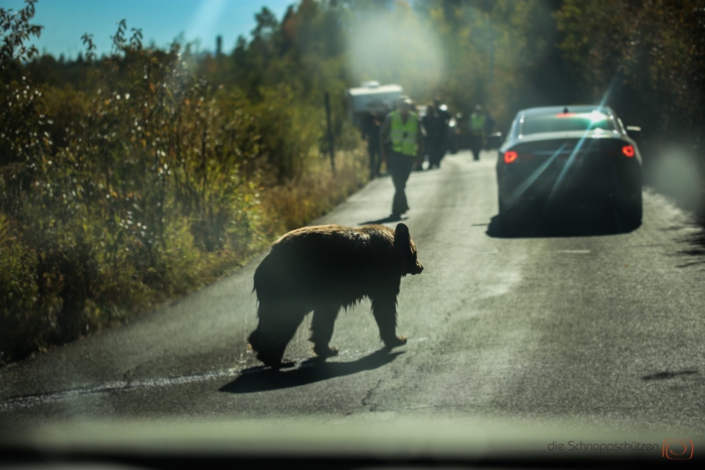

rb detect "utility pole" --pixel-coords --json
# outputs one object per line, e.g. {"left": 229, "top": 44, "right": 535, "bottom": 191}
{"left": 324, "top": 92, "right": 336, "bottom": 175}
{"left": 488, "top": 15, "right": 494, "bottom": 79}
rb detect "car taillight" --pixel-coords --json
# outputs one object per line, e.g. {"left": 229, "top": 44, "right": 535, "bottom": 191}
{"left": 622, "top": 145, "right": 635, "bottom": 157}
{"left": 504, "top": 151, "right": 518, "bottom": 164}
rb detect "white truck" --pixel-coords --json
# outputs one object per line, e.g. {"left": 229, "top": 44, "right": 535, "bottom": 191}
{"left": 347, "top": 81, "right": 403, "bottom": 128}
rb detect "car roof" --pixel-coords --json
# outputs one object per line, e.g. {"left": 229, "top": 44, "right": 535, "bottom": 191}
{"left": 517, "top": 105, "right": 615, "bottom": 117}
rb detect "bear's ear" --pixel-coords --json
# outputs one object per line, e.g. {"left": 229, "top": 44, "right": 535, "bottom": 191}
{"left": 394, "top": 223, "right": 410, "bottom": 249}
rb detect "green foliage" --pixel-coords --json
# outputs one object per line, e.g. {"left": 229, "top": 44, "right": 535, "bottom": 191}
{"left": 0, "top": 0, "right": 367, "bottom": 365}
{"left": 339, "top": 0, "right": 557, "bottom": 128}
{"left": 418, "top": 0, "right": 557, "bottom": 127}
{"left": 556, "top": 0, "right": 705, "bottom": 135}
{"left": 0, "top": 0, "right": 43, "bottom": 69}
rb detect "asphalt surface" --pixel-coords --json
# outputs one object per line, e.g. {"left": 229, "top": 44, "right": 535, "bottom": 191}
{"left": 2, "top": 150, "right": 705, "bottom": 447}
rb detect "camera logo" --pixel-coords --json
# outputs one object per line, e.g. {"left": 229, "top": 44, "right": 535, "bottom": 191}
{"left": 662, "top": 438, "right": 694, "bottom": 460}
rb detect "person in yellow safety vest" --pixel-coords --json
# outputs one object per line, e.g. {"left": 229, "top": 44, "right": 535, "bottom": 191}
{"left": 468, "top": 104, "right": 487, "bottom": 161}
{"left": 379, "top": 97, "right": 425, "bottom": 220}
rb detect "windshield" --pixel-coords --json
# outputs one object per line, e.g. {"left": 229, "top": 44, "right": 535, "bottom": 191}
{"left": 522, "top": 112, "right": 616, "bottom": 135}
{"left": 1, "top": 0, "right": 704, "bottom": 466}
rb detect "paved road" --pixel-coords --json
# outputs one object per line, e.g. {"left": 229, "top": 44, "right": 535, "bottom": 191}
{"left": 2, "top": 150, "right": 705, "bottom": 446}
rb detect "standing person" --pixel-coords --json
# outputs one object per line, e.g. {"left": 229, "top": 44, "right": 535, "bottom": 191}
{"left": 468, "top": 104, "right": 487, "bottom": 161}
{"left": 380, "top": 98, "right": 425, "bottom": 220}
{"left": 483, "top": 109, "right": 495, "bottom": 149}
{"left": 434, "top": 98, "right": 451, "bottom": 164}
{"left": 362, "top": 110, "right": 383, "bottom": 178}
{"left": 382, "top": 103, "right": 394, "bottom": 173}
{"left": 422, "top": 102, "right": 443, "bottom": 169}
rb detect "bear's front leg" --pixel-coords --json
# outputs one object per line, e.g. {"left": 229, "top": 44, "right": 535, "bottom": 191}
{"left": 252, "top": 301, "right": 304, "bottom": 368}
{"left": 371, "top": 294, "right": 407, "bottom": 348}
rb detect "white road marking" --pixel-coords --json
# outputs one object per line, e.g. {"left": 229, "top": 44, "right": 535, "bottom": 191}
{"left": 0, "top": 341, "right": 428, "bottom": 411}
{"left": 0, "top": 367, "right": 243, "bottom": 411}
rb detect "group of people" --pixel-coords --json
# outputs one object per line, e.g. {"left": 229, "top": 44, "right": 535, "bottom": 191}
{"left": 361, "top": 97, "right": 493, "bottom": 220}
{"left": 361, "top": 98, "right": 455, "bottom": 178}
{"left": 421, "top": 98, "right": 452, "bottom": 170}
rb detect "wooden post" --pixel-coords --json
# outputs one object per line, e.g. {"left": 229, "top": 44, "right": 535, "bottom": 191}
{"left": 324, "top": 92, "right": 336, "bottom": 175}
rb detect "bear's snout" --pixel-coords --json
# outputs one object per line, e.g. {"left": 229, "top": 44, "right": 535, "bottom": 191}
{"left": 412, "top": 262, "right": 424, "bottom": 275}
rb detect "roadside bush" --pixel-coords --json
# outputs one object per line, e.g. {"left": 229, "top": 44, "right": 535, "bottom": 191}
{"left": 0, "top": 2, "right": 367, "bottom": 365}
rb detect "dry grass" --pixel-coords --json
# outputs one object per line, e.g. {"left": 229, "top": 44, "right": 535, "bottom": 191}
{"left": 261, "top": 148, "right": 369, "bottom": 234}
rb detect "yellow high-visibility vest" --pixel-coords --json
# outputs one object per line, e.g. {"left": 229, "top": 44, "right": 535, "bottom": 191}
{"left": 470, "top": 112, "right": 487, "bottom": 136}
{"left": 390, "top": 111, "right": 419, "bottom": 156}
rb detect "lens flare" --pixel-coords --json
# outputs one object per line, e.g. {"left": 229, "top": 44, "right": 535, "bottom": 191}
{"left": 186, "top": 0, "right": 228, "bottom": 48}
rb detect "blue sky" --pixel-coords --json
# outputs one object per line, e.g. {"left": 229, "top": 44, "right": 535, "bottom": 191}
{"left": 1, "top": 0, "right": 295, "bottom": 58}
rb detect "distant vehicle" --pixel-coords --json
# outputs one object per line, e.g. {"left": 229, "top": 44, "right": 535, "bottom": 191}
{"left": 347, "top": 81, "right": 403, "bottom": 128}
{"left": 496, "top": 105, "right": 643, "bottom": 227}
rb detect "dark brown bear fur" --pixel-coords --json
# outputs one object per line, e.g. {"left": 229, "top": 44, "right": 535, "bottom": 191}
{"left": 247, "top": 223, "right": 423, "bottom": 368}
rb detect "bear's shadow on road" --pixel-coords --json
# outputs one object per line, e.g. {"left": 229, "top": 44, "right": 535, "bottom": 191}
{"left": 219, "top": 349, "right": 404, "bottom": 394}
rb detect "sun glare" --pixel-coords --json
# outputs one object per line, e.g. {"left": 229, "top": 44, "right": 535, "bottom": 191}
{"left": 186, "top": 0, "right": 228, "bottom": 48}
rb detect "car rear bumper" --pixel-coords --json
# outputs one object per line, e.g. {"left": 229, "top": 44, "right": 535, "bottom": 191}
{"left": 497, "top": 160, "right": 642, "bottom": 209}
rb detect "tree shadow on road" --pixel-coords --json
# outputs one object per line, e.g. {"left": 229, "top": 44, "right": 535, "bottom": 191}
{"left": 486, "top": 203, "right": 640, "bottom": 238}
{"left": 359, "top": 215, "right": 409, "bottom": 226}
{"left": 219, "top": 348, "right": 404, "bottom": 394}
{"left": 641, "top": 369, "right": 698, "bottom": 381}
{"left": 672, "top": 215, "right": 705, "bottom": 268}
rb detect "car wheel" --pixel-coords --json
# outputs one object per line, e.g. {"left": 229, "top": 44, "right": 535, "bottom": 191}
{"left": 496, "top": 195, "right": 515, "bottom": 233}
{"left": 498, "top": 195, "right": 507, "bottom": 215}
{"left": 621, "top": 191, "right": 643, "bottom": 229}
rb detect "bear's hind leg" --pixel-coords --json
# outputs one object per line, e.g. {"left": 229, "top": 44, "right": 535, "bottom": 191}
{"left": 309, "top": 305, "right": 341, "bottom": 358}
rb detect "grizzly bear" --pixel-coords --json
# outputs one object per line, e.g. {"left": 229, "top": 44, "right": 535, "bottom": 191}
{"left": 247, "top": 223, "right": 423, "bottom": 368}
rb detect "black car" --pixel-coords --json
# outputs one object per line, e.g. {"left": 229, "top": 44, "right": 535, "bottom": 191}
{"left": 496, "top": 105, "right": 643, "bottom": 227}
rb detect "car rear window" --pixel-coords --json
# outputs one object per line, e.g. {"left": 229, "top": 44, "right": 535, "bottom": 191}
{"left": 521, "top": 112, "right": 615, "bottom": 135}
